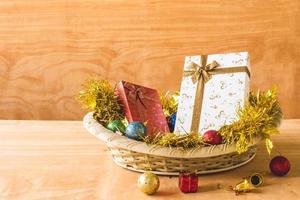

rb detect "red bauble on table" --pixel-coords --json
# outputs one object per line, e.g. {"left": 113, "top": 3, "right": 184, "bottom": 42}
{"left": 203, "top": 130, "right": 223, "bottom": 145}
{"left": 269, "top": 156, "right": 291, "bottom": 176}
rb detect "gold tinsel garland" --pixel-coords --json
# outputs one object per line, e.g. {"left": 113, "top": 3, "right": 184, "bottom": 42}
{"left": 219, "top": 87, "right": 282, "bottom": 154}
{"left": 143, "top": 132, "right": 205, "bottom": 149}
{"left": 76, "top": 79, "right": 124, "bottom": 126}
{"left": 77, "top": 79, "right": 282, "bottom": 154}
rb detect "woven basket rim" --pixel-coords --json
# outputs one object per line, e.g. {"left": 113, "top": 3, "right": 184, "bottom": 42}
{"left": 83, "top": 112, "right": 261, "bottom": 159}
{"left": 111, "top": 152, "right": 257, "bottom": 176}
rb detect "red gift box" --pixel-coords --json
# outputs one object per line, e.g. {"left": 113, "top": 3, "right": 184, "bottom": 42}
{"left": 178, "top": 173, "right": 198, "bottom": 193}
{"left": 116, "top": 81, "right": 169, "bottom": 136}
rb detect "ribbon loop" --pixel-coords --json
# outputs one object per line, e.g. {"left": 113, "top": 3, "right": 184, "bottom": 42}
{"left": 184, "top": 59, "right": 220, "bottom": 84}
{"left": 124, "top": 83, "right": 147, "bottom": 108}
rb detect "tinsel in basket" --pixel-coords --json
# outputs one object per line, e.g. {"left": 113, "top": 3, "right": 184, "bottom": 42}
{"left": 143, "top": 132, "right": 205, "bottom": 149}
{"left": 219, "top": 87, "right": 282, "bottom": 154}
{"left": 76, "top": 79, "right": 124, "bottom": 126}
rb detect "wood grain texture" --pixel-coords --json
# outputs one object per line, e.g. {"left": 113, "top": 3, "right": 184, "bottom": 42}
{"left": 0, "top": 119, "right": 299, "bottom": 199}
{"left": 0, "top": 0, "right": 299, "bottom": 120}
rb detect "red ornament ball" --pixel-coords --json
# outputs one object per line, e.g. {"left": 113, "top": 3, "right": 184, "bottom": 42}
{"left": 203, "top": 130, "right": 223, "bottom": 145}
{"left": 269, "top": 156, "right": 291, "bottom": 176}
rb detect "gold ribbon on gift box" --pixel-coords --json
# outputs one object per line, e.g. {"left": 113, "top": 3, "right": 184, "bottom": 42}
{"left": 183, "top": 55, "right": 250, "bottom": 133}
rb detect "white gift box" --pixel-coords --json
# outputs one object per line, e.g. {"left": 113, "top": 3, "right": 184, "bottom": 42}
{"left": 174, "top": 52, "right": 250, "bottom": 135}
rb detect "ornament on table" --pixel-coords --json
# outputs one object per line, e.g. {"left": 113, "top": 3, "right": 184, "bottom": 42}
{"left": 231, "top": 173, "right": 263, "bottom": 195}
{"left": 203, "top": 130, "right": 223, "bottom": 145}
{"left": 232, "top": 178, "right": 254, "bottom": 195}
{"left": 269, "top": 155, "right": 291, "bottom": 176}
{"left": 138, "top": 172, "right": 160, "bottom": 195}
{"left": 106, "top": 120, "right": 126, "bottom": 134}
{"left": 178, "top": 172, "right": 198, "bottom": 193}
{"left": 175, "top": 52, "right": 250, "bottom": 135}
{"left": 167, "top": 113, "right": 177, "bottom": 132}
{"left": 125, "top": 121, "right": 147, "bottom": 141}
{"left": 116, "top": 81, "right": 169, "bottom": 137}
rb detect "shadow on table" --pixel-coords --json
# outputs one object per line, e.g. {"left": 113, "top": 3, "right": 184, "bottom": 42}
{"left": 198, "top": 184, "right": 219, "bottom": 193}
{"left": 155, "top": 190, "right": 177, "bottom": 197}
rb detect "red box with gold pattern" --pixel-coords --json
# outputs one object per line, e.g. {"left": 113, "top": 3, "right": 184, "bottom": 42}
{"left": 116, "top": 81, "right": 169, "bottom": 136}
{"left": 178, "top": 173, "right": 198, "bottom": 193}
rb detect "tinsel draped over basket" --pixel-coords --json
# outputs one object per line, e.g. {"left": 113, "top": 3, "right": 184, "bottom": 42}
{"left": 84, "top": 112, "right": 260, "bottom": 175}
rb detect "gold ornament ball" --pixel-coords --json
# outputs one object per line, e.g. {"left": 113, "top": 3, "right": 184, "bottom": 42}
{"left": 138, "top": 172, "right": 160, "bottom": 195}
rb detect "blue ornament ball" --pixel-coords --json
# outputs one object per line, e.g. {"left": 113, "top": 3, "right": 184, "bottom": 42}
{"left": 125, "top": 122, "right": 147, "bottom": 141}
{"left": 168, "top": 113, "right": 176, "bottom": 132}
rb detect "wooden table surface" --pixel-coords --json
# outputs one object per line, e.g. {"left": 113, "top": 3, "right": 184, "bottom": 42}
{"left": 0, "top": 119, "right": 299, "bottom": 200}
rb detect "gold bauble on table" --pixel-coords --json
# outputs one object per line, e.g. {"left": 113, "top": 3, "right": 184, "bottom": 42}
{"left": 137, "top": 172, "right": 160, "bottom": 195}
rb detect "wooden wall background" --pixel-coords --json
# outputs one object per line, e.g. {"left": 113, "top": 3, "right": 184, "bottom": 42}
{"left": 0, "top": 0, "right": 299, "bottom": 120}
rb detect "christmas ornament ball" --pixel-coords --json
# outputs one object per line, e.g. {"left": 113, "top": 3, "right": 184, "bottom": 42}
{"left": 269, "top": 156, "right": 291, "bottom": 176}
{"left": 138, "top": 172, "right": 160, "bottom": 195}
{"left": 167, "top": 113, "right": 176, "bottom": 132}
{"left": 203, "top": 130, "right": 223, "bottom": 145}
{"left": 106, "top": 120, "right": 126, "bottom": 133}
{"left": 125, "top": 121, "right": 147, "bottom": 141}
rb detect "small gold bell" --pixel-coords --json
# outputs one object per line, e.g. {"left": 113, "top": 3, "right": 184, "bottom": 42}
{"left": 232, "top": 173, "right": 264, "bottom": 195}
{"left": 232, "top": 178, "right": 254, "bottom": 195}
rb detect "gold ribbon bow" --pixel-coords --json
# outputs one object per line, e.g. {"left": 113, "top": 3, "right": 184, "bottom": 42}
{"left": 184, "top": 56, "right": 219, "bottom": 84}
{"left": 183, "top": 55, "right": 250, "bottom": 133}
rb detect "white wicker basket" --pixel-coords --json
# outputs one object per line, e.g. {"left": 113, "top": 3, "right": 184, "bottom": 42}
{"left": 84, "top": 112, "right": 259, "bottom": 175}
